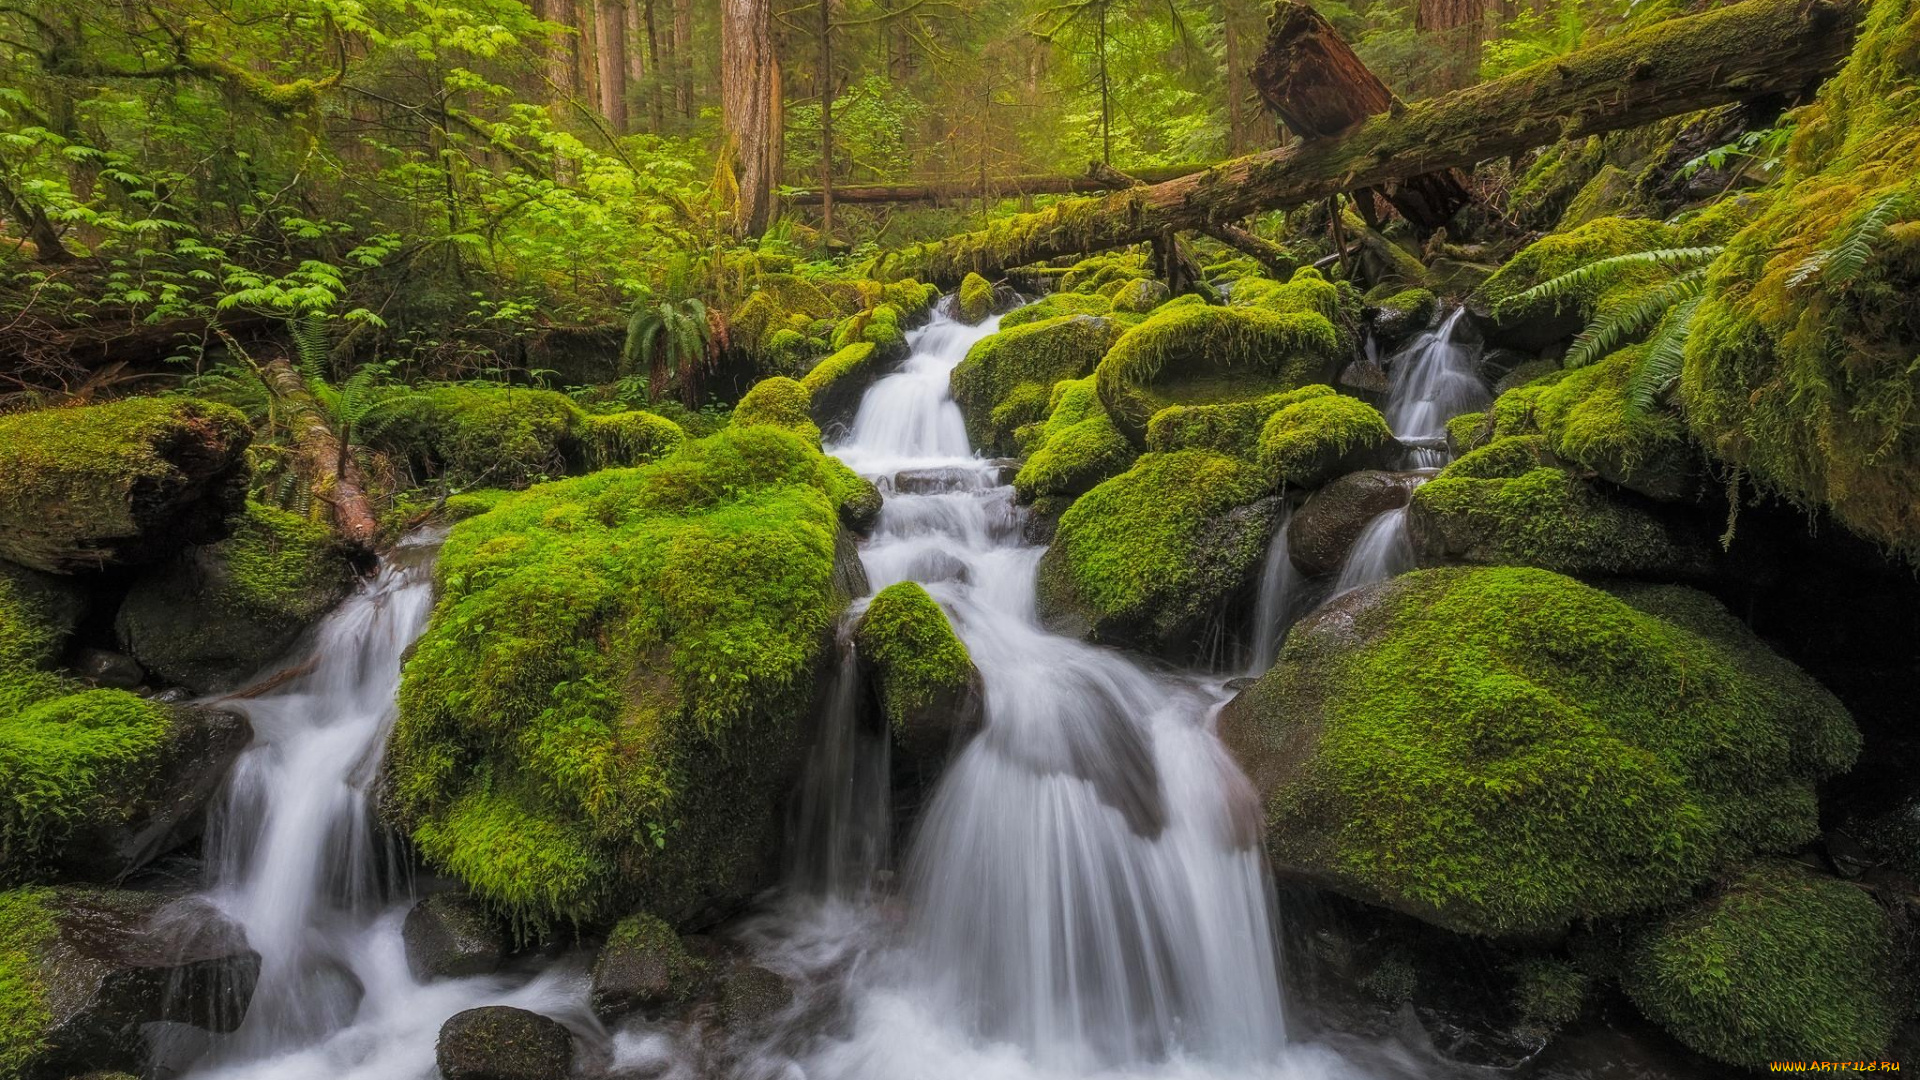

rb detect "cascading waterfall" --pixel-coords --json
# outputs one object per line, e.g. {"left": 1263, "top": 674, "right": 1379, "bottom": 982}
{"left": 1328, "top": 507, "right": 1416, "bottom": 598}
{"left": 1246, "top": 507, "right": 1307, "bottom": 676}
{"left": 1383, "top": 308, "right": 1488, "bottom": 467}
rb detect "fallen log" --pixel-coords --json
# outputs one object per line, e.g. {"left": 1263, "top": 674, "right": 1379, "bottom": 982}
{"left": 256, "top": 357, "right": 380, "bottom": 553}
{"left": 783, "top": 163, "right": 1212, "bottom": 205}
{"left": 887, "top": 0, "right": 1861, "bottom": 285}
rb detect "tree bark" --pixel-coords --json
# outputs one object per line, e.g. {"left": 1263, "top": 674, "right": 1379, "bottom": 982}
{"left": 1198, "top": 221, "right": 1296, "bottom": 278}
{"left": 673, "top": 0, "right": 693, "bottom": 119}
{"left": 256, "top": 358, "right": 379, "bottom": 553}
{"left": 722, "top": 0, "right": 782, "bottom": 236}
{"left": 888, "top": 0, "right": 1860, "bottom": 285}
{"left": 819, "top": 0, "right": 835, "bottom": 239}
{"left": 598, "top": 0, "right": 629, "bottom": 132}
{"left": 784, "top": 162, "right": 1213, "bottom": 204}
{"left": 1417, "top": 0, "right": 1485, "bottom": 92}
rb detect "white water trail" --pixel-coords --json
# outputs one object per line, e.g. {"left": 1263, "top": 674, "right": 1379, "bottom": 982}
{"left": 182, "top": 532, "right": 598, "bottom": 1080}
{"left": 1245, "top": 508, "right": 1307, "bottom": 677}
{"left": 1382, "top": 309, "right": 1488, "bottom": 467}
{"left": 1328, "top": 508, "right": 1415, "bottom": 598}
{"left": 738, "top": 309, "right": 1374, "bottom": 1080}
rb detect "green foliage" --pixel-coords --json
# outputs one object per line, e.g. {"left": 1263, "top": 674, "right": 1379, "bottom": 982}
{"left": 853, "top": 583, "right": 973, "bottom": 738}
{"left": 1497, "top": 246, "right": 1722, "bottom": 368}
{"left": 1479, "top": 217, "right": 1681, "bottom": 325}
{"left": 1226, "top": 567, "right": 1860, "bottom": 937}
{"left": 1491, "top": 350, "right": 1698, "bottom": 499}
{"left": 623, "top": 298, "right": 714, "bottom": 408}
{"left": 386, "top": 425, "right": 854, "bottom": 935}
{"left": 1623, "top": 861, "right": 1900, "bottom": 1067}
{"left": 0, "top": 886, "right": 56, "bottom": 1075}
{"left": 1013, "top": 376, "right": 1136, "bottom": 503}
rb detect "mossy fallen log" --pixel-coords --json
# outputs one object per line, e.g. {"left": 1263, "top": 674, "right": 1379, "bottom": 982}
{"left": 888, "top": 0, "right": 1863, "bottom": 285}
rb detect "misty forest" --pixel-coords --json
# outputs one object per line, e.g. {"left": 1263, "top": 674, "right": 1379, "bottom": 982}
{"left": 0, "top": 0, "right": 1916, "bottom": 1075}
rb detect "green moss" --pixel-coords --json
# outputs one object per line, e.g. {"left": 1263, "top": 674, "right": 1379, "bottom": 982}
{"left": 1256, "top": 393, "right": 1393, "bottom": 489}
{"left": 204, "top": 502, "right": 347, "bottom": 627}
{"left": 957, "top": 272, "right": 996, "bottom": 324}
{"left": 1143, "top": 385, "right": 1333, "bottom": 459}
{"left": 881, "top": 278, "right": 940, "bottom": 319}
{"left": 853, "top": 583, "right": 973, "bottom": 739}
{"left": 1013, "top": 377, "right": 1136, "bottom": 503}
{"left": 1109, "top": 278, "right": 1170, "bottom": 314}
{"left": 1479, "top": 216, "right": 1680, "bottom": 329}
{"left": 821, "top": 455, "right": 882, "bottom": 532}
{"left": 1510, "top": 956, "right": 1591, "bottom": 1035}
{"left": 1224, "top": 567, "right": 1858, "bottom": 937}
{"left": 1445, "top": 411, "right": 1492, "bottom": 454}
{"left": 573, "top": 410, "right": 686, "bottom": 472}
{"left": 1557, "top": 164, "right": 1639, "bottom": 229}
{"left": 1095, "top": 303, "right": 1344, "bottom": 442}
{"left": 0, "top": 397, "right": 251, "bottom": 573}
{"left": 1228, "top": 267, "right": 1359, "bottom": 341}
{"left": 951, "top": 314, "right": 1121, "bottom": 455}
{"left": 732, "top": 377, "right": 821, "bottom": 443}
{"left": 373, "top": 385, "right": 577, "bottom": 488}
{"left": 386, "top": 426, "right": 853, "bottom": 935}
{"left": 1058, "top": 253, "right": 1151, "bottom": 293}
{"left": 1036, "top": 450, "right": 1276, "bottom": 648}
{"left": 1623, "top": 861, "right": 1900, "bottom": 1067}
{"left": 801, "top": 341, "right": 877, "bottom": 400}
{"left": 1527, "top": 348, "right": 1696, "bottom": 500}
{"left": 999, "top": 291, "right": 1114, "bottom": 329}
{"left": 0, "top": 886, "right": 56, "bottom": 1075}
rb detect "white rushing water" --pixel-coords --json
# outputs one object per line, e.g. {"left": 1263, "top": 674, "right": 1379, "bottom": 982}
{"left": 1245, "top": 507, "right": 1306, "bottom": 677}
{"left": 736, "top": 310, "right": 1374, "bottom": 1080}
{"left": 1383, "top": 308, "right": 1488, "bottom": 467}
{"left": 181, "top": 533, "right": 600, "bottom": 1080}
{"left": 1328, "top": 507, "right": 1416, "bottom": 599}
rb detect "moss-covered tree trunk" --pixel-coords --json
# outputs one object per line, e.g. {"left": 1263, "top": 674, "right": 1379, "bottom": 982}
{"left": 258, "top": 358, "right": 380, "bottom": 552}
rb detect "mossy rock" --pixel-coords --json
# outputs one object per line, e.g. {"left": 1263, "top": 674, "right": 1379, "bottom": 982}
{"left": 1622, "top": 860, "right": 1901, "bottom": 1068}
{"left": 853, "top": 582, "right": 983, "bottom": 777}
{"left": 1095, "top": 303, "right": 1345, "bottom": 445}
{"left": 1217, "top": 566, "right": 1859, "bottom": 938}
{"left": 1488, "top": 354, "right": 1700, "bottom": 502}
{"left": 950, "top": 315, "right": 1121, "bottom": 456}
{"left": 384, "top": 426, "right": 859, "bottom": 935}
{"left": 1256, "top": 393, "right": 1394, "bottom": 490}
{"left": 1369, "top": 288, "right": 1439, "bottom": 353}
{"left": 800, "top": 341, "right": 882, "bottom": 434}
{"left": 1556, "top": 164, "right": 1639, "bottom": 229}
{"left": 732, "top": 376, "right": 821, "bottom": 443}
{"left": 1406, "top": 437, "right": 1714, "bottom": 579}
{"left": 115, "top": 502, "right": 357, "bottom": 694}
{"left": 1445, "top": 411, "right": 1493, "bottom": 456}
{"left": 1036, "top": 451, "right": 1279, "bottom": 654}
{"left": 1228, "top": 267, "right": 1358, "bottom": 333}
{"left": 957, "top": 272, "right": 996, "bottom": 325}
{"left": 436, "top": 1005, "right": 573, "bottom": 1080}
{"left": 1000, "top": 291, "right": 1113, "bottom": 329}
{"left": 1144, "top": 385, "right": 1331, "bottom": 461}
{"left": 1012, "top": 377, "right": 1135, "bottom": 505}
{"left": 373, "top": 385, "right": 579, "bottom": 488}
{"left": 1110, "top": 278, "right": 1170, "bottom": 314}
{"left": 1475, "top": 216, "right": 1679, "bottom": 352}
{"left": 1058, "top": 253, "right": 1151, "bottom": 293}
{"left": 403, "top": 892, "right": 508, "bottom": 982}
{"left": 570, "top": 410, "right": 686, "bottom": 473}
{"left": 1288, "top": 469, "right": 1425, "bottom": 577}
{"left": 0, "top": 398, "right": 251, "bottom": 574}
{"left": 590, "top": 911, "right": 708, "bottom": 1021}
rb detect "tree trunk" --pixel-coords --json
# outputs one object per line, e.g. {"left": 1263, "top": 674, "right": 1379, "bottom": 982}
{"left": 819, "top": 0, "right": 835, "bottom": 239}
{"left": 722, "top": 0, "right": 782, "bottom": 236}
{"left": 1198, "top": 220, "right": 1296, "bottom": 278}
{"left": 572, "top": 0, "right": 600, "bottom": 102}
{"left": 642, "top": 0, "right": 664, "bottom": 131}
{"left": 598, "top": 0, "right": 629, "bottom": 132}
{"left": 888, "top": 0, "right": 1861, "bottom": 284}
{"left": 1417, "top": 0, "right": 1485, "bottom": 92}
{"left": 256, "top": 358, "right": 379, "bottom": 553}
{"left": 673, "top": 0, "right": 693, "bottom": 118}
{"left": 784, "top": 162, "right": 1212, "bottom": 204}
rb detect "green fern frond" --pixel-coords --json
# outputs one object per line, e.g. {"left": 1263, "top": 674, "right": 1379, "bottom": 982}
{"left": 1565, "top": 267, "right": 1707, "bottom": 368}
{"left": 1787, "top": 189, "right": 1912, "bottom": 291}
{"left": 290, "top": 313, "right": 331, "bottom": 384}
{"left": 1625, "top": 293, "right": 1703, "bottom": 416}
{"left": 1499, "top": 246, "right": 1725, "bottom": 318}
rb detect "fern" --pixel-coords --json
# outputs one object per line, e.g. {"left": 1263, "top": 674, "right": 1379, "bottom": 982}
{"left": 621, "top": 297, "right": 714, "bottom": 407}
{"left": 1787, "top": 189, "right": 1912, "bottom": 291}
{"left": 1497, "top": 246, "right": 1725, "bottom": 319}
{"left": 1625, "top": 293, "right": 1703, "bottom": 416}
{"left": 290, "top": 313, "right": 331, "bottom": 383}
{"left": 1566, "top": 267, "right": 1707, "bottom": 368}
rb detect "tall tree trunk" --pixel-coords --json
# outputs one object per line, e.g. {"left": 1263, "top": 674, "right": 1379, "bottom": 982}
{"left": 1416, "top": 0, "right": 1485, "bottom": 93}
{"left": 1224, "top": 0, "right": 1246, "bottom": 155}
{"left": 531, "top": 0, "right": 575, "bottom": 99}
{"left": 1096, "top": 0, "right": 1112, "bottom": 165}
{"left": 572, "top": 0, "right": 600, "bottom": 102}
{"left": 722, "top": 0, "right": 782, "bottom": 236}
{"left": 643, "top": 0, "right": 665, "bottom": 130}
{"left": 674, "top": 0, "right": 694, "bottom": 118}
{"left": 598, "top": 0, "right": 630, "bottom": 131}
{"left": 819, "top": 0, "right": 835, "bottom": 239}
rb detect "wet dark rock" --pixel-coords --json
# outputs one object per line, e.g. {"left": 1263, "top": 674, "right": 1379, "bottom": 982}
{"left": 72, "top": 649, "right": 144, "bottom": 690}
{"left": 1477, "top": 347, "right": 1534, "bottom": 388}
{"left": 9, "top": 890, "right": 258, "bottom": 1080}
{"left": 717, "top": 963, "right": 795, "bottom": 1035}
{"left": 436, "top": 1006, "right": 574, "bottom": 1080}
{"left": 1337, "top": 357, "right": 1390, "bottom": 395}
{"left": 403, "top": 892, "right": 507, "bottom": 981}
{"left": 1287, "top": 471, "right": 1426, "bottom": 577}
{"left": 890, "top": 466, "right": 987, "bottom": 495}
{"left": 590, "top": 912, "right": 708, "bottom": 1021}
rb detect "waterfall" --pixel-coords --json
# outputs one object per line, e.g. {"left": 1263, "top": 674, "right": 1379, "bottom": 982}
{"left": 182, "top": 533, "right": 598, "bottom": 1080}
{"left": 1246, "top": 508, "right": 1306, "bottom": 676}
{"left": 1329, "top": 507, "right": 1415, "bottom": 598}
{"left": 1383, "top": 308, "right": 1489, "bottom": 467}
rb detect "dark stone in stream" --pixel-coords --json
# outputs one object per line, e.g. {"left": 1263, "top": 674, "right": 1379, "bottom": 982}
{"left": 403, "top": 892, "right": 508, "bottom": 981}
{"left": 9, "top": 890, "right": 258, "bottom": 1080}
{"left": 73, "top": 648, "right": 145, "bottom": 689}
{"left": 1288, "top": 470, "right": 1427, "bottom": 578}
{"left": 717, "top": 963, "right": 796, "bottom": 1035}
{"left": 436, "top": 1006, "right": 574, "bottom": 1080}
{"left": 890, "top": 466, "right": 988, "bottom": 495}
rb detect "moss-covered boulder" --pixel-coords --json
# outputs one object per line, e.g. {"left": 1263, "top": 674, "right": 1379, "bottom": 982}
{"left": 1000, "top": 291, "right": 1113, "bottom": 329}
{"left": 1012, "top": 377, "right": 1135, "bottom": 508}
{"left": 732, "top": 376, "right": 821, "bottom": 443}
{"left": 1488, "top": 354, "right": 1699, "bottom": 502}
{"left": 1406, "top": 436, "right": 1713, "bottom": 579}
{"left": 0, "top": 398, "right": 251, "bottom": 574}
{"left": 1058, "top": 252, "right": 1151, "bottom": 294}
{"left": 384, "top": 426, "right": 860, "bottom": 934}
{"left": 801, "top": 341, "right": 881, "bottom": 432}
{"left": 1229, "top": 266, "right": 1357, "bottom": 331}
{"left": 1110, "top": 278, "right": 1170, "bottom": 314}
{"left": 436, "top": 1005, "right": 572, "bottom": 1080}
{"left": 853, "top": 583, "right": 983, "bottom": 777}
{"left": 950, "top": 315, "right": 1121, "bottom": 455}
{"left": 1476, "top": 216, "right": 1679, "bottom": 351}
{"left": 590, "top": 911, "right": 707, "bottom": 1021}
{"left": 373, "top": 386, "right": 682, "bottom": 488}
{"left": 115, "top": 503, "right": 358, "bottom": 694}
{"left": 957, "top": 272, "right": 997, "bottom": 324}
{"left": 1036, "top": 451, "right": 1279, "bottom": 653}
{"left": 1369, "top": 288, "right": 1439, "bottom": 353}
{"left": 1095, "top": 303, "right": 1345, "bottom": 445}
{"left": 0, "top": 887, "right": 258, "bottom": 1079}
{"left": 1218, "top": 567, "right": 1860, "bottom": 938}
{"left": 1621, "top": 861, "right": 1901, "bottom": 1068}
{"left": 1257, "top": 394, "right": 1395, "bottom": 490}
{"left": 570, "top": 409, "right": 686, "bottom": 473}
{"left": 1287, "top": 469, "right": 1425, "bottom": 577}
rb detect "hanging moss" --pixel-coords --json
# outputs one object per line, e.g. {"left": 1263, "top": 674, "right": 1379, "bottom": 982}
{"left": 1622, "top": 861, "right": 1901, "bottom": 1068}
{"left": 732, "top": 377, "right": 821, "bottom": 443}
{"left": 852, "top": 583, "right": 973, "bottom": 740}
{"left": 384, "top": 426, "right": 857, "bottom": 936}
{"left": 1218, "top": 567, "right": 1860, "bottom": 938}
{"left": 957, "top": 272, "right": 996, "bottom": 324}
{"left": 950, "top": 315, "right": 1122, "bottom": 455}
{"left": 1013, "top": 377, "right": 1137, "bottom": 504}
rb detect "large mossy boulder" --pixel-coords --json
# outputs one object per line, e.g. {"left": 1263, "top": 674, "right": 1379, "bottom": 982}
{"left": 1620, "top": 861, "right": 1902, "bottom": 1068}
{"left": 801, "top": 341, "right": 880, "bottom": 432}
{"left": 999, "top": 291, "right": 1113, "bottom": 329}
{"left": 1406, "top": 436, "right": 1713, "bottom": 579}
{"left": 115, "top": 503, "right": 358, "bottom": 694}
{"left": 384, "top": 426, "right": 861, "bottom": 934}
{"left": 1011, "top": 377, "right": 1135, "bottom": 508}
{"left": 1036, "top": 451, "right": 1278, "bottom": 653}
{"left": 1474, "top": 216, "right": 1679, "bottom": 352}
{"left": 853, "top": 582, "right": 983, "bottom": 777}
{"left": 950, "top": 314, "right": 1121, "bottom": 455}
{"left": 0, "top": 398, "right": 250, "bottom": 574}
{"left": 1, "top": 888, "right": 258, "bottom": 1079}
{"left": 1143, "top": 386, "right": 1391, "bottom": 491}
{"left": 1487, "top": 353, "right": 1700, "bottom": 502}
{"left": 1094, "top": 301, "right": 1344, "bottom": 445}
{"left": 371, "top": 385, "right": 682, "bottom": 488}
{"left": 3, "top": 562, "right": 250, "bottom": 885}
{"left": 1218, "top": 567, "right": 1859, "bottom": 939}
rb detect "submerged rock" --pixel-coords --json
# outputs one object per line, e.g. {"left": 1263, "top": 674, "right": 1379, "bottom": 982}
{"left": 402, "top": 892, "right": 508, "bottom": 981}
{"left": 436, "top": 1005, "right": 574, "bottom": 1080}
{"left": 0, "top": 398, "right": 251, "bottom": 575}
{"left": 590, "top": 911, "right": 708, "bottom": 1021}
{"left": 1219, "top": 567, "right": 1859, "bottom": 939}
{"left": 1287, "top": 470, "right": 1426, "bottom": 577}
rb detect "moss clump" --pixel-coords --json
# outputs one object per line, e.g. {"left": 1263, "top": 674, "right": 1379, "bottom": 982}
{"left": 0, "top": 886, "right": 56, "bottom": 1074}
{"left": 1000, "top": 291, "right": 1114, "bottom": 329}
{"left": 385, "top": 426, "right": 856, "bottom": 935}
{"left": 1013, "top": 377, "right": 1136, "bottom": 504}
{"left": 1623, "top": 861, "right": 1900, "bottom": 1067}
{"left": 1058, "top": 253, "right": 1150, "bottom": 293}
{"left": 572, "top": 410, "right": 686, "bottom": 472}
{"left": 800, "top": 341, "right": 880, "bottom": 427}
{"left": 1557, "top": 164, "right": 1639, "bottom": 228}
{"left": 115, "top": 502, "right": 358, "bottom": 692}
{"left": 0, "top": 397, "right": 251, "bottom": 573}
{"left": 1256, "top": 394, "right": 1393, "bottom": 490}
{"left": 1036, "top": 450, "right": 1277, "bottom": 650}
{"left": 951, "top": 315, "right": 1121, "bottom": 455}
{"left": 1219, "top": 567, "right": 1859, "bottom": 938}
{"left": 1095, "top": 303, "right": 1344, "bottom": 443}
{"left": 1109, "top": 278, "right": 1170, "bottom": 314}
{"left": 593, "top": 910, "right": 708, "bottom": 1016}
{"left": 881, "top": 278, "right": 940, "bottom": 319}
{"left": 1510, "top": 350, "right": 1697, "bottom": 500}
{"left": 1511, "top": 956, "right": 1591, "bottom": 1036}
{"left": 1143, "top": 385, "right": 1332, "bottom": 460}
{"left": 1370, "top": 287, "right": 1439, "bottom": 349}
{"left": 853, "top": 583, "right": 973, "bottom": 739}
{"left": 1445, "top": 411, "right": 1492, "bottom": 455}
{"left": 1408, "top": 438, "right": 1709, "bottom": 578}
{"left": 956, "top": 272, "right": 996, "bottom": 324}
{"left": 821, "top": 455, "right": 882, "bottom": 532}
{"left": 373, "top": 385, "right": 580, "bottom": 488}
{"left": 1478, "top": 217, "right": 1679, "bottom": 342}
{"left": 732, "top": 377, "right": 821, "bottom": 443}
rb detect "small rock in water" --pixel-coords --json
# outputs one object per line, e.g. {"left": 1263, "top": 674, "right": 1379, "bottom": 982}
{"left": 437, "top": 1006, "right": 575, "bottom": 1080}
{"left": 1339, "top": 358, "right": 1391, "bottom": 394}
{"left": 590, "top": 912, "right": 707, "bottom": 1021}
{"left": 718, "top": 962, "right": 795, "bottom": 1034}
{"left": 403, "top": 892, "right": 508, "bottom": 981}
{"left": 891, "top": 466, "right": 983, "bottom": 495}
{"left": 74, "top": 648, "right": 145, "bottom": 689}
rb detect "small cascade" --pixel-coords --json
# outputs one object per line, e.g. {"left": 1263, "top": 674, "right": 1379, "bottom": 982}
{"left": 1247, "top": 507, "right": 1307, "bottom": 676}
{"left": 1330, "top": 507, "right": 1416, "bottom": 597}
{"left": 786, "top": 630, "right": 891, "bottom": 899}
{"left": 1383, "top": 308, "right": 1489, "bottom": 466}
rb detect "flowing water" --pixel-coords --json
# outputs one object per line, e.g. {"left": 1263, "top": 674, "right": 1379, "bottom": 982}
{"left": 1328, "top": 507, "right": 1417, "bottom": 599}
{"left": 1383, "top": 308, "right": 1488, "bottom": 467}
{"left": 1245, "top": 507, "right": 1308, "bottom": 677}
